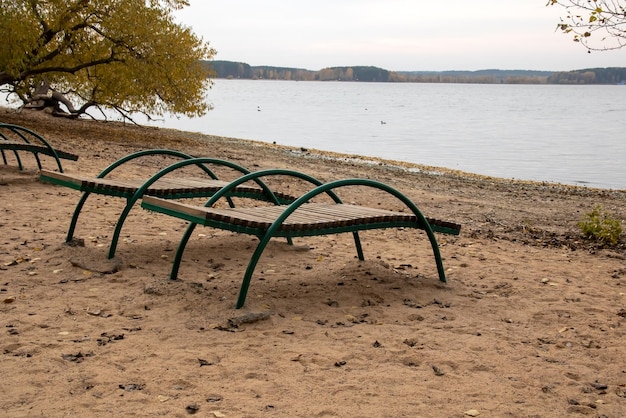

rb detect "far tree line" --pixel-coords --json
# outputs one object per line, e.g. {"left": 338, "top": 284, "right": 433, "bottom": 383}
{"left": 206, "top": 61, "right": 626, "bottom": 85}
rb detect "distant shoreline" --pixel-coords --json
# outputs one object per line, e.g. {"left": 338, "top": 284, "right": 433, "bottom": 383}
{"left": 206, "top": 60, "right": 626, "bottom": 85}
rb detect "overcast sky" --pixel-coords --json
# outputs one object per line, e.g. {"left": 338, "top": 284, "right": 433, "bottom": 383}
{"left": 175, "top": 0, "right": 625, "bottom": 72}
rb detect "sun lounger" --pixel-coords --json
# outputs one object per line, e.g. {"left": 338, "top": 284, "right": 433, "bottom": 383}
{"left": 40, "top": 151, "right": 294, "bottom": 258}
{"left": 0, "top": 123, "right": 78, "bottom": 172}
{"left": 141, "top": 169, "right": 462, "bottom": 308}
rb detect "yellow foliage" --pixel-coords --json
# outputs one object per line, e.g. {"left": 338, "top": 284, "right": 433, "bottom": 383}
{"left": 0, "top": 0, "right": 216, "bottom": 118}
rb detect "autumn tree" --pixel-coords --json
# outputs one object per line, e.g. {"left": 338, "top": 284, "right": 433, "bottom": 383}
{"left": 0, "top": 0, "right": 216, "bottom": 120}
{"left": 548, "top": 0, "right": 626, "bottom": 51}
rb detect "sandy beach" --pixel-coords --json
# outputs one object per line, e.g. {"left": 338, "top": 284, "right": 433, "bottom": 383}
{"left": 1, "top": 108, "right": 625, "bottom": 417}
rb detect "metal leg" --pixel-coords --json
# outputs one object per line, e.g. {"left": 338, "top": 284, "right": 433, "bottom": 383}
{"left": 169, "top": 222, "right": 199, "bottom": 280}
{"left": 236, "top": 232, "right": 275, "bottom": 309}
{"left": 66, "top": 192, "right": 91, "bottom": 242}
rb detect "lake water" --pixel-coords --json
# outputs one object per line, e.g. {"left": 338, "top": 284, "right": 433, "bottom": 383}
{"left": 4, "top": 79, "right": 621, "bottom": 189}
{"left": 141, "top": 80, "right": 625, "bottom": 190}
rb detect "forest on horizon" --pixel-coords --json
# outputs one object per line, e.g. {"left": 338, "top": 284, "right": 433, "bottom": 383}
{"left": 204, "top": 60, "right": 626, "bottom": 85}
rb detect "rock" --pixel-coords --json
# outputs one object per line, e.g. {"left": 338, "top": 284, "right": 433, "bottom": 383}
{"left": 432, "top": 365, "right": 445, "bottom": 376}
{"left": 186, "top": 404, "right": 200, "bottom": 414}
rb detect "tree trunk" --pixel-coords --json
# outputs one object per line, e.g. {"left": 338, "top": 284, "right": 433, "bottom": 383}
{"left": 24, "top": 80, "right": 82, "bottom": 118}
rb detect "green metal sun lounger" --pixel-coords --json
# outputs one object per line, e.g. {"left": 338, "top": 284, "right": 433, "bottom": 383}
{"left": 40, "top": 151, "right": 295, "bottom": 258}
{"left": 141, "top": 169, "right": 461, "bottom": 308}
{"left": 0, "top": 123, "right": 78, "bottom": 172}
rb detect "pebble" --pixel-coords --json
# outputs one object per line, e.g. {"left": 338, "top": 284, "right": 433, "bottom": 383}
{"left": 185, "top": 404, "right": 199, "bottom": 414}
{"left": 432, "top": 365, "right": 445, "bottom": 376}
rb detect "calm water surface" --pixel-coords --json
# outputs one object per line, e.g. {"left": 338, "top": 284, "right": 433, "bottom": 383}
{"left": 142, "top": 80, "right": 624, "bottom": 190}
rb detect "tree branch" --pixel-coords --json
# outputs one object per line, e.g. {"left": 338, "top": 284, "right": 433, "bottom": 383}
{"left": 21, "top": 53, "right": 121, "bottom": 79}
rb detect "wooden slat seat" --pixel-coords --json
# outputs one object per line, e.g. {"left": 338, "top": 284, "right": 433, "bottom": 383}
{"left": 1, "top": 123, "right": 78, "bottom": 172}
{"left": 0, "top": 140, "right": 79, "bottom": 161}
{"left": 40, "top": 151, "right": 295, "bottom": 259}
{"left": 144, "top": 198, "right": 461, "bottom": 236}
{"left": 40, "top": 170, "right": 294, "bottom": 202}
{"left": 140, "top": 169, "right": 462, "bottom": 308}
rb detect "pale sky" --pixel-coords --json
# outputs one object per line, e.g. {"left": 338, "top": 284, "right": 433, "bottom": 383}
{"left": 175, "top": 0, "right": 626, "bottom": 72}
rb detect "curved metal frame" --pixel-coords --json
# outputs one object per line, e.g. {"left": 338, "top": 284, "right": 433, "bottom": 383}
{"left": 66, "top": 149, "right": 197, "bottom": 247}
{"left": 236, "top": 177, "right": 444, "bottom": 308}
{"left": 105, "top": 156, "right": 283, "bottom": 258}
{"left": 0, "top": 123, "right": 68, "bottom": 172}
{"left": 164, "top": 169, "right": 445, "bottom": 309}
